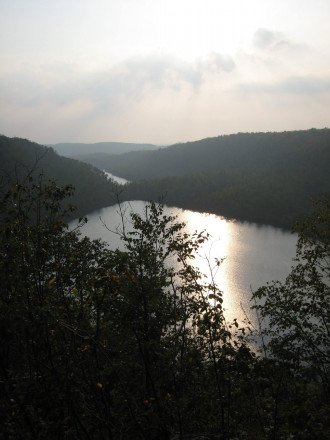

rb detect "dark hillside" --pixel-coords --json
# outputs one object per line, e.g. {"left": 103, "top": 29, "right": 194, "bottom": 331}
{"left": 0, "top": 135, "right": 116, "bottom": 219}
{"left": 77, "top": 129, "right": 330, "bottom": 181}
{"left": 1, "top": 129, "right": 329, "bottom": 229}
{"left": 122, "top": 169, "right": 327, "bottom": 229}
{"left": 50, "top": 141, "right": 160, "bottom": 157}
{"left": 114, "top": 129, "right": 330, "bottom": 229}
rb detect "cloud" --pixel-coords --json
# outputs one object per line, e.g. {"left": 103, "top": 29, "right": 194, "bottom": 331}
{"left": 0, "top": 51, "right": 237, "bottom": 116}
{"left": 278, "top": 76, "right": 330, "bottom": 94}
{"left": 252, "top": 28, "right": 306, "bottom": 53}
{"left": 236, "top": 76, "right": 330, "bottom": 95}
{"left": 0, "top": 57, "right": 179, "bottom": 117}
{"left": 1, "top": 41, "right": 328, "bottom": 145}
{"left": 253, "top": 28, "right": 280, "bottom": 49}
{"left": 197, "top": 53, "right": 236, "bottom": 73}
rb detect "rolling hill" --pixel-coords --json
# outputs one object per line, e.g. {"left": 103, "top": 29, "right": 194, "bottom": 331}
{"left": 0, "top": 135, "right": 118, "bottom": 219}
{"left": 75, "top": 129, "right": 330, "bottom": 181}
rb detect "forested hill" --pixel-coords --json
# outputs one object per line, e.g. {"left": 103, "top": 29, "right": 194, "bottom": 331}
{"left": 50, "top": 141, "right": 160, "bottom": 157}
{"left": 80, "top": 129, "right": 330, "bottom": 181}
{"left": 1, "top": 130, "right": 329, "bottom": 229}
{"left": 113, "top": 129, "right": 329, "bottom": 230}
{"left": 0, "top": 135, "right": 116, "bottom": 219}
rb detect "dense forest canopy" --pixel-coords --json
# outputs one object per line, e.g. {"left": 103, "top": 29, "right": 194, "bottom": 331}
{"left": 0, "top": 135, "right": 117, "bottom": 219}
{"left": 78, "top": 129, "right": 330, "bottom": 181}
{"left": 0, "top": 175, "right": 329, "bottom": 439}
{"left": 107, "top": 129, "right": 330, "bottom": 229}
{"left": 0, "top": 130, "right": 329, "bottom": 438}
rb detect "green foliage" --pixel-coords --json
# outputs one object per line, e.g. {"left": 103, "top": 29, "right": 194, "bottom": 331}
{"left": 1, "top": 177, "right": 329, "bottom": 439}
{"left": 0, "top": 176, "right": 254, "bottom": 439}
{"left": 252, "top": 196, "right": 329, "bottom": 375}
{"left": 251, "top": 196, "right": 330, "bottom": 439}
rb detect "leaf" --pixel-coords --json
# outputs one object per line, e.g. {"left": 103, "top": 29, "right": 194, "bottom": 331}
{"left": 49, "top": 277, "right": 56, "bottom": 285}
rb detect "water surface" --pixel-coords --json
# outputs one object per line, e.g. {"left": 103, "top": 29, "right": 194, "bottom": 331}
{"left": 73, "top": 200, "right": 298, "bottom": 326}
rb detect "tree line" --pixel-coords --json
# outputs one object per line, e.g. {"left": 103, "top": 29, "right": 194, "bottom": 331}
{"left": 121, "top": 168, "right": 323, "bottom": 229}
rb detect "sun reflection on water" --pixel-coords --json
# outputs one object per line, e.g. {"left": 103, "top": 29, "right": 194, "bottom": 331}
{"left": 74, "top": 201, "right": 298, "bottom": 329}
{"left": 165, "top": 206, "right": 297, "bottom": 327}
{"left": 168, "top": 208, "right": 245, "bottom": 324}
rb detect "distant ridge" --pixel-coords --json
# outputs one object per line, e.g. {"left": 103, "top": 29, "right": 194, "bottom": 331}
{"left": 50, "top": 141, "right": 161, "bottom": 157}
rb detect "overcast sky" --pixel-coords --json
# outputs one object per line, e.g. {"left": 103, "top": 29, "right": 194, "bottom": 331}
{"left": 1, "top": 0, "right": 330, "bottom": 144}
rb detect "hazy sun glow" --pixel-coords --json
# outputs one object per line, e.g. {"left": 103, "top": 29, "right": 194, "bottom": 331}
{"left": 135, "top": 1, "right": 253, "bottom": 58}
{"left": 103, "top": 0, "right": 268, "bottom": 61}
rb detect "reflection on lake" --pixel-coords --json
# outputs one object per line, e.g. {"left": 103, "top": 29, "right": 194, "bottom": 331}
{"left": 72, "top": 201, "right": 298, "bottom": 326}
{"left": 103, "top": 170, "right": 130, "bottom": 185}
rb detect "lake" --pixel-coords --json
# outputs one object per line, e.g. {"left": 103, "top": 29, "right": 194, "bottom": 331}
{"left": 72, "top": 198, "right": 298, "bottom": 327}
